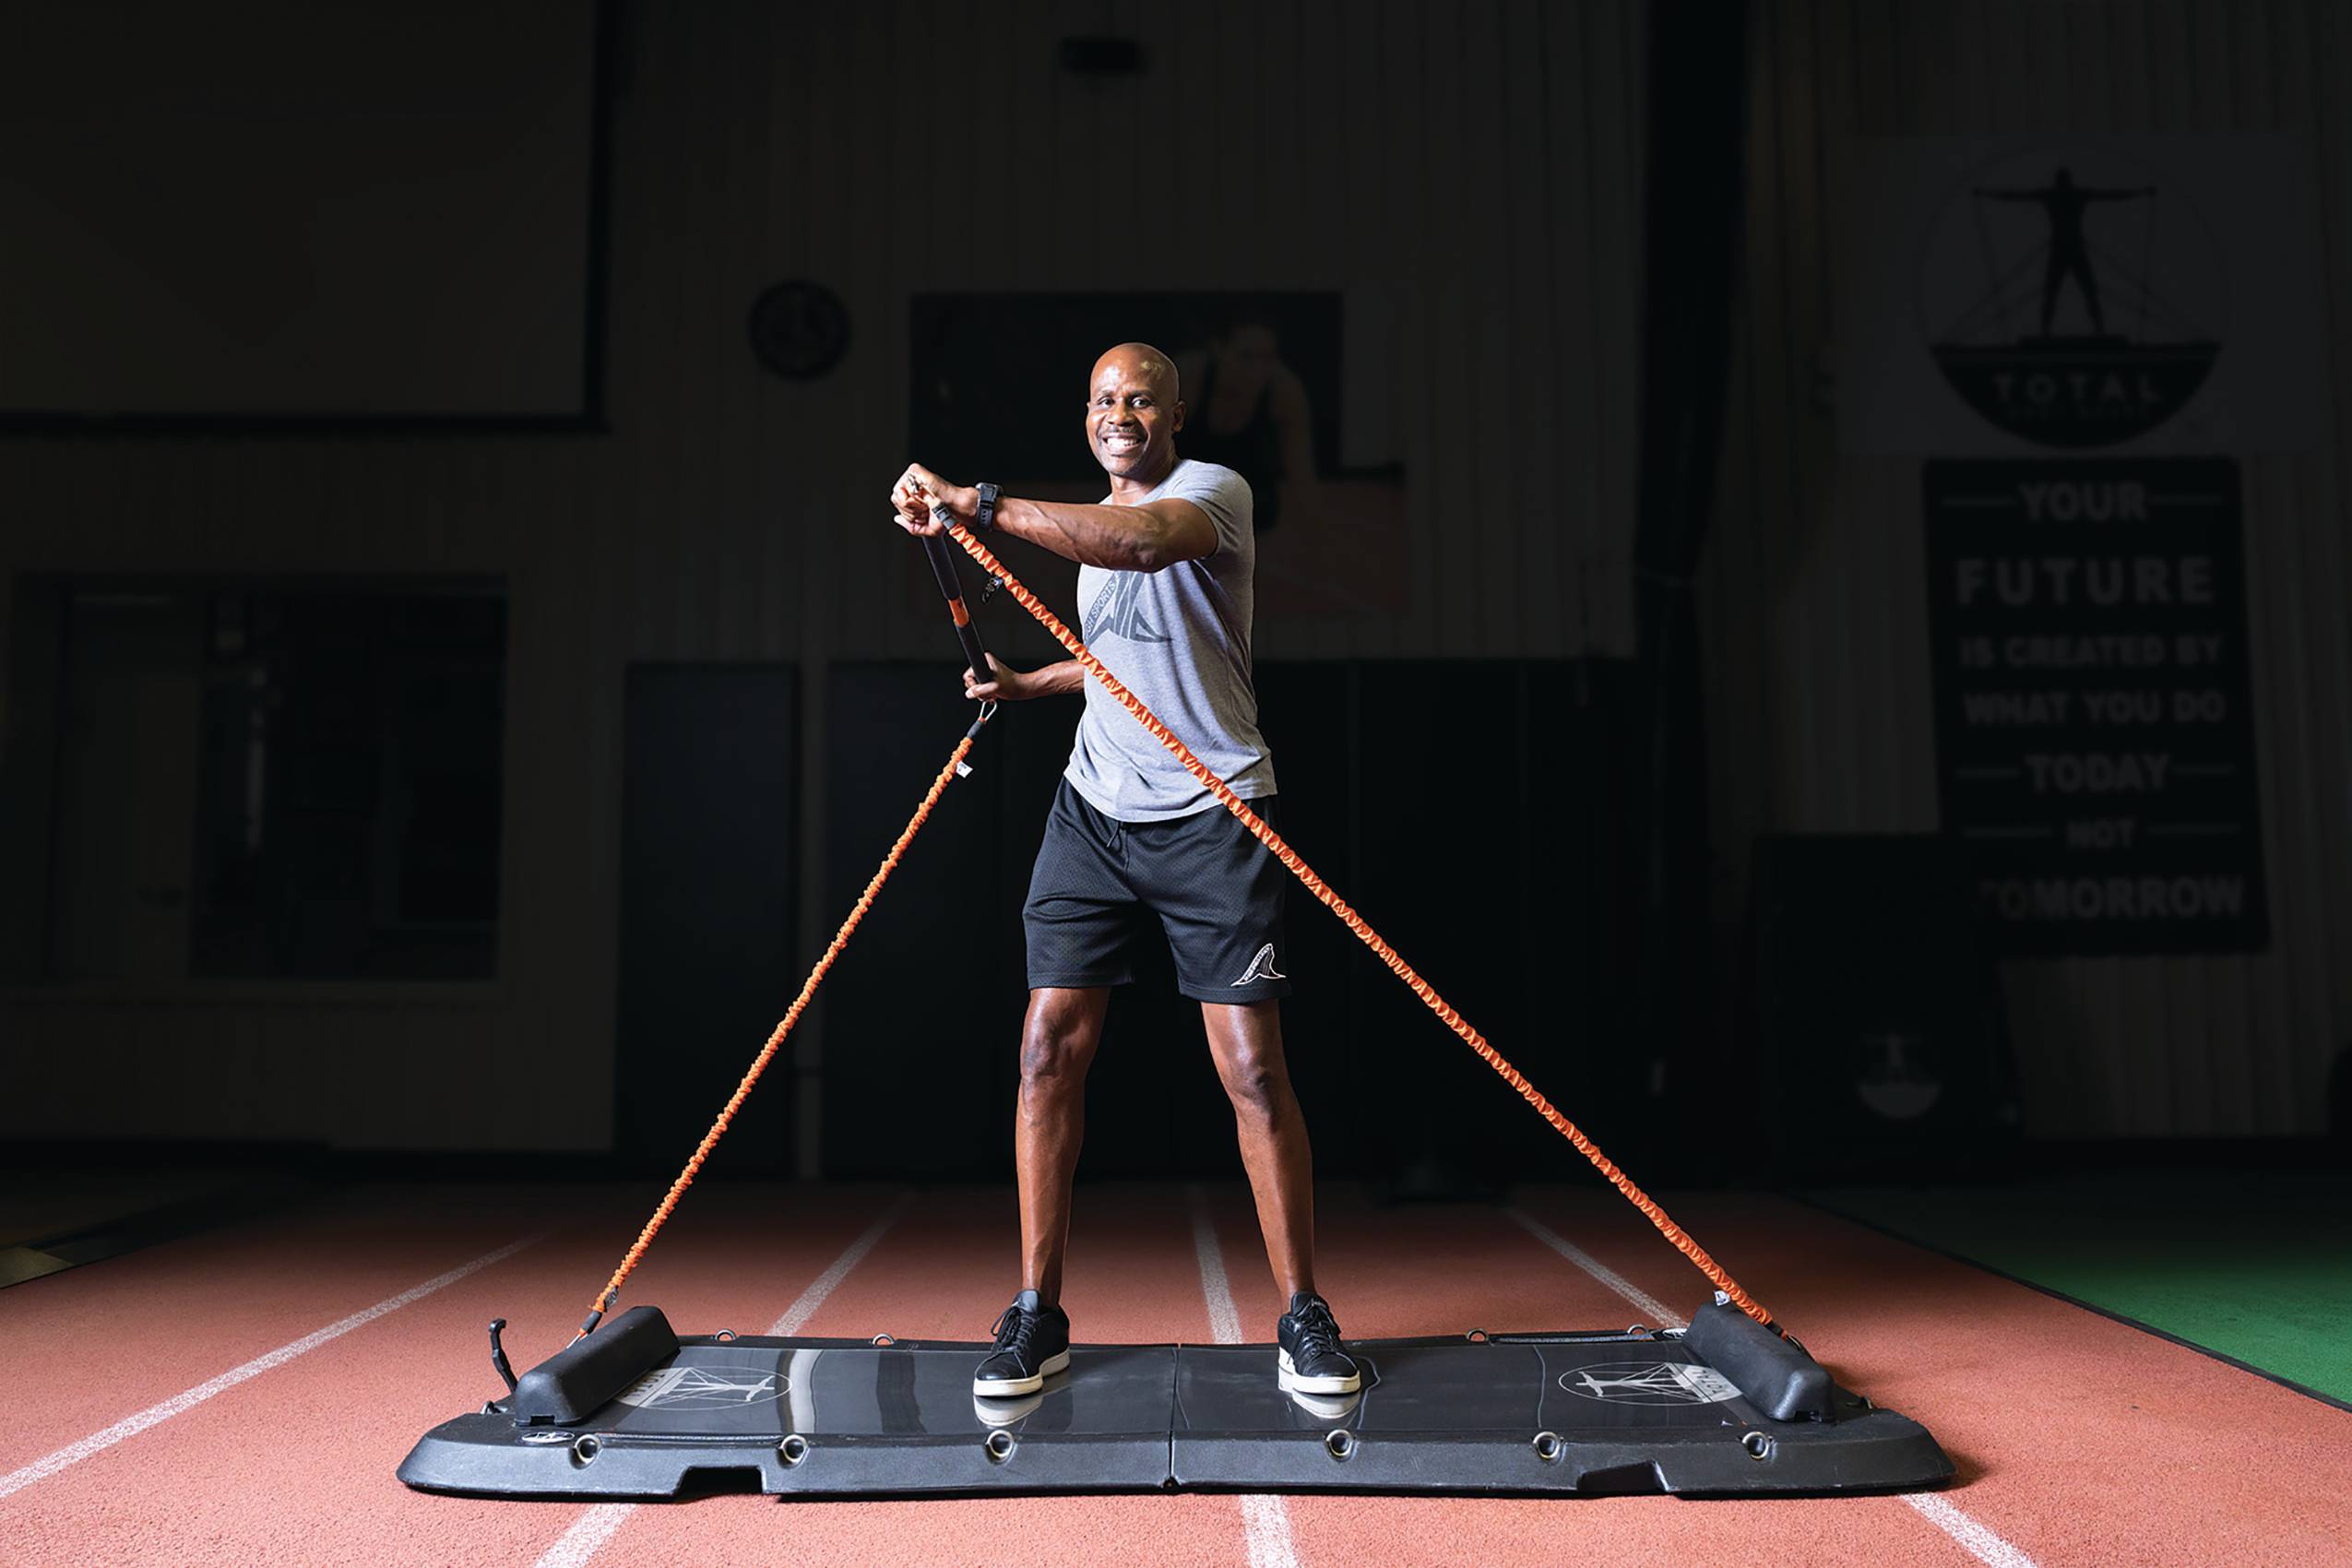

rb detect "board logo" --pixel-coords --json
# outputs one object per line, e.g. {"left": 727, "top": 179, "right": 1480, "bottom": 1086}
{"left": 615, "top": 1363, "right": 788, "bottom": 1409}
{"left": 1919, "top": 146, "right": 2224, "bottom": 447}
{"left": 1558, "top": 1360, "right": 1742, "bottom": 1406}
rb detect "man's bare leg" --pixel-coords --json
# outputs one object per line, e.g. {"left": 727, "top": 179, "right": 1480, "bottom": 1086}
{"left": 1016, "top": 986, "right": 1111, "bottom": 1307}
{"left": 1201, "top": 1000, "right": 1315, "bottom": 1301}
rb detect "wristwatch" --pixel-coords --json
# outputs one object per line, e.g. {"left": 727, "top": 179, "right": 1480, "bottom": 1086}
{"left": 975, "top": 481, "right": 1000, "bottom": 532}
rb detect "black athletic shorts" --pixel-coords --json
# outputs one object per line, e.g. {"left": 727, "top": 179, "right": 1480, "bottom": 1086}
{"left": 1023, "top": 779, "right": 1291, "bottom": 1003}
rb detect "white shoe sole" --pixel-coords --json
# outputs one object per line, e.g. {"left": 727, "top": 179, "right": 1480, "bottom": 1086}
{"left": 973, "top": 1348, "right": 1070, "bottom": 1398}
{"left": 1277, "top": 1347, "right": 1361, "bottom": 1395}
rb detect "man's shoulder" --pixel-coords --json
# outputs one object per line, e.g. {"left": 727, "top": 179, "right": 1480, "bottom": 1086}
{"left": 1158, "top": 461, "right": 1253, "bottom": 548}
{"left": 1163, "top": 457, "right": 1251, "bottom": 500}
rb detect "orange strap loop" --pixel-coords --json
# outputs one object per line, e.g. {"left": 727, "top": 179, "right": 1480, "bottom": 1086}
{"left": 945, "top": 524, "right": 1773, "bottom": 1328}
{"left": 576, "top": 724, "right": 984, "bottom": 1337}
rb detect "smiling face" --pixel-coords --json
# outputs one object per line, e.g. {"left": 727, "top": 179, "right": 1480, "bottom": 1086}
{"left": 1085, "top": 343, "right": 1183, "bottom": 489}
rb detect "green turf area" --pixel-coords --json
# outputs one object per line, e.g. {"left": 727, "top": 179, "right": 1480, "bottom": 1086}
{"left": 1809, "top": 1170, "right": 2352, "bottom": 1406}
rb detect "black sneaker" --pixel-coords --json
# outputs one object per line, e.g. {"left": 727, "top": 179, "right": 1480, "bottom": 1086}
{"left": 972, "top": 1289, "right": 1071, "bottom": 1397}
{"left": 1276, "top": 1292, "right": 1361, "bottom": 1394}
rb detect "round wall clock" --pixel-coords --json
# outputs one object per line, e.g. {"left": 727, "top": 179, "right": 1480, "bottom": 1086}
{"left": 747, "top": 280, "right": 850, "bottom": 379}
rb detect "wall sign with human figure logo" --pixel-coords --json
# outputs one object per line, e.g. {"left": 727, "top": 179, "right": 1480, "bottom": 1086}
{"left": 1836, "top": 137, "right": 2322, "bottom": 456}
{"left": 1924, "top": 458, "right": 2267, "bottom": 955}
{"left": 1924, "top": 150, "right": 2220, "bottom": 448}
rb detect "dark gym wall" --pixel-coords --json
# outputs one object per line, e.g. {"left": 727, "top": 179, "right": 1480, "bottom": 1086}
{"left": 6, "top": 2, "right": 2350, "bottom": 1158}
{"left": 616, "top": 666, "right": 799, "bottom": 1175}
{"left": 0, "top": 1, "right": 1652, "bottom": 1154}
{"left": 0, "top": 0, "right": 600, "bottom": 420}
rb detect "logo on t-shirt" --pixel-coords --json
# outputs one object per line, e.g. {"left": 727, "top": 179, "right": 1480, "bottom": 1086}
{"left": 1085, "top": 573, "right": 1170, "bottom": 645}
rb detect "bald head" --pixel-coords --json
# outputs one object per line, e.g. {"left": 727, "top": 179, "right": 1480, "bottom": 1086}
{"left": 1085, "top": 341, "right": 1184, "bottom": 489}
{"left": 1092, "top": 341, "right": 1180, "bottom": 404}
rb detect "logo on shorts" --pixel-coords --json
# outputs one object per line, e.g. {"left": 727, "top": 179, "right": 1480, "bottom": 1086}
{"left": 1229, "top": 944, "right": 1287, "bottom": 986}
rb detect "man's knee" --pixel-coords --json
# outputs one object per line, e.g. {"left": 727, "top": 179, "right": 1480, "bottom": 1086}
{"left": 1218, "top": 1045, "right": 1289, "bottom": 1119}
{"left": 1020, "top": 1001, "right": 1099, "bottom": 1093}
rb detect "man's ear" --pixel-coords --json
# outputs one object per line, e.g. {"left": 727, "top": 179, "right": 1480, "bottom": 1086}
{"left": 1171, "top": 398, "right": 1186, "bottom": 434}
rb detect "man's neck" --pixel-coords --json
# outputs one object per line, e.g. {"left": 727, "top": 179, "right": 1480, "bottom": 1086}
{"left": 1105, "top": 452, "right": 1179, "bottom": 506}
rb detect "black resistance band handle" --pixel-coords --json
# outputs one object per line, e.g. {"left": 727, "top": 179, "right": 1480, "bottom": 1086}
{"left": 921, "top": 528, "right": 993, "bottom": 685}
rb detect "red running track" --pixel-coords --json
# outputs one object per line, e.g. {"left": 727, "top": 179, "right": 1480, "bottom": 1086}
{"left": 2, "top": 1181, "right": 2347, "bottom": 1567}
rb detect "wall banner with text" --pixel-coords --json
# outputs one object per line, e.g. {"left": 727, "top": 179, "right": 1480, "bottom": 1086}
{"left": 1925, "top": 457, "right": 2266, "bottom": 955}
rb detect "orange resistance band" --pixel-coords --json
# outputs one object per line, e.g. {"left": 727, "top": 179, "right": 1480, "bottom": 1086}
{"left": 944, "top": 523, "right": 1773, "bottom": 1329}
{"left": 576, "top": 723, "right": 985, "bottom": 1337}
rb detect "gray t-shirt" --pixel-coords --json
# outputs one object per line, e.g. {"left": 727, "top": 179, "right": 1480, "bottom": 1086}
{"left": 1064, "top": 458, "right": 1277, "bottom": 821}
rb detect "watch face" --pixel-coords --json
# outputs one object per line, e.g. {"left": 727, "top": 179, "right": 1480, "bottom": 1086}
{"left": 747, "top": 280, "right": 850, "bottom": 379}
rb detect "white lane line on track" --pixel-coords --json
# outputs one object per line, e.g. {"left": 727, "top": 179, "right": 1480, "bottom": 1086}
{"left": 1902, "top": 1492, "right": 2042, "bottom": 1568}
{"left": 0, "top": 1233, "right": 544, "bottom": 1503}
{"left": 1505, "top": 1202, "right": 2040, "bottom": 1568}
{"left": 531, "top": 1503, "right": 636, "bottom": 1568}
{"left": 1504, "top": 1207, "right": 1685, "bottom": 1329}
{"left": 767, "top": 1191, "right": 913, "bottom": 1336}
{"left": 1188, "top": 1185, "right": 1302, "bottom": 1568}
{"left": 1238, "top": 1493, "right": 1302, "bottom": 1568}
{"left": 1189, "top": 1184, "right": 1246, "bottom": 1343}
{"left": 532, "top": 1193, "right": 913, "bottom": 1568}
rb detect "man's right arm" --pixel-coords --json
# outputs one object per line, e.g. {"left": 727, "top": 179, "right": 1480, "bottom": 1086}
{"left": 989, "top": 493, "right": 1217, "bottom": 573}
{"left": 889, "top": 464, "right": 1217, "bottom": 572}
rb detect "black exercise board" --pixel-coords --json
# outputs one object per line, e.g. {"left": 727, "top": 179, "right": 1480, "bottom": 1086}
{"left": 1175, "top": 1335, "right": 1948, "bottom": 1494}
{"left": 399, "top": 1328, "right": 1952, "bottom": 1499}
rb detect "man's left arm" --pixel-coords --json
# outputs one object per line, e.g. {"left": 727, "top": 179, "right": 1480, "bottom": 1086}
{"left": 891, "top": 464, "right": 1216, "bottom": 573}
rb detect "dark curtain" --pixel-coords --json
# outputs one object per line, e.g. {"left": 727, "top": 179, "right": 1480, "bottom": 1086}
{"left": 1630, "top": 1, "right": 1749, "bottom": 1146}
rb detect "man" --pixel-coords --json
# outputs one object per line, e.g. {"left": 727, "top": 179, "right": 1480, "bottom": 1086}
{"left": 888, "top": 341, "right": 1360, "bottom": 1401}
